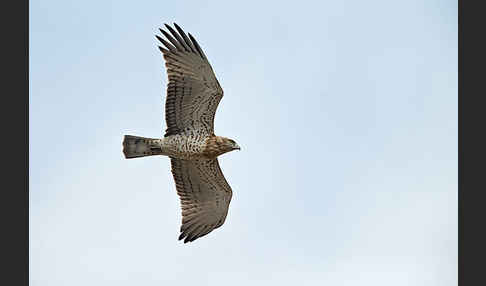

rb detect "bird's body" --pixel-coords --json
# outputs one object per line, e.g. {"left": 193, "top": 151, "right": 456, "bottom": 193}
{"left": 123, "top": 134, "right": 237, "bottom": 160}
{"left": 122, "top": 23, "right": 240, "bottom": 243}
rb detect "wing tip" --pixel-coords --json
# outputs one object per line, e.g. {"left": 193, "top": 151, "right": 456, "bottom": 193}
{"left": 179, "top": 234, "right": 193, "bottom": 244}
{"left": 178, "top": 230, "right": 203, "bottom": 244}
{"left": 157, "top": 23, "right": 207, "bottom": 59}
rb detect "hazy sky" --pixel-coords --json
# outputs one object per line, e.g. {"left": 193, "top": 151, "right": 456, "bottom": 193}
{"left": 30, "top": 0, "right": 457, "bottom": 285}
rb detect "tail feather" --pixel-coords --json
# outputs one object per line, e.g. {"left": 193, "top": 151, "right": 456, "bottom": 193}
{"left": 123, "top": 135, "right": 163, "bottom": 159}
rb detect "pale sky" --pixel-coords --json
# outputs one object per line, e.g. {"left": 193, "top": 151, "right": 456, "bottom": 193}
{"left": 30, "top": 0, "right": 457, "bottom": 285}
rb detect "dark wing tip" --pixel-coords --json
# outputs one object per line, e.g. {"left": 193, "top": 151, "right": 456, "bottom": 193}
{"left": 187, "top": 32, "right": 206, "bottom": 59}
{"left": 158, "top": 46, "right": 169, "bottom": 54}
{"left": 184, "top": 233, "right": 200, "bottom": 243}
{"left": 173, "top": 22, "right": 182, "bottom": 31}
{"left": 159, "top": 27, "right": 167, "bottom": 35}
{"left": 178, "top": 228, "right": 203, "bottom": 243}
{"left": 172, "top": 23, "right": 197, "bottom": 53}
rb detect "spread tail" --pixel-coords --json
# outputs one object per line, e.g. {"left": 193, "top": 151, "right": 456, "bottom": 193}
{"left": 122, "top": 135, "right": 163, "bottom": 159}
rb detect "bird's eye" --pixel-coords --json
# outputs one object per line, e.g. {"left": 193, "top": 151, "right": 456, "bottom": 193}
{"left": 228, "top": 139, "right": 235, "bottom": 144}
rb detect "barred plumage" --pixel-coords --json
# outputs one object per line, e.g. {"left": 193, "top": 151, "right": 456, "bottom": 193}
{"left": 122, "top": 23, "right": 240, "bottom": 243}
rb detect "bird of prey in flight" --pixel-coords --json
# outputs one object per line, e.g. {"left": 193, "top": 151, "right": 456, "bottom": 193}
{"left": 122, "top": 23, "right": 240, "bottom": 243}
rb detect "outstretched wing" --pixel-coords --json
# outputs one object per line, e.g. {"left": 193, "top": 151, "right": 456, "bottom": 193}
{"left": 170, "top": 158, "right": 233, "bottom": 243}
{"left": 156, "top": 23, "right": 224, "bottom": 137}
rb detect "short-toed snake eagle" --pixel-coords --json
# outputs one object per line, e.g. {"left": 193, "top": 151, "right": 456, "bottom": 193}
{"left": 122, "top": 23, "right": 239, "bottom": 243}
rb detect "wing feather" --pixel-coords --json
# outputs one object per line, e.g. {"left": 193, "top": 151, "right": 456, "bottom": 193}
{"left": 156, "top": 35, "right": 178, "bottom": 53}
{"left": 160, "top": 29, "right": 185, "bottom": 52}
{"left": 157, "top": 23, "right": 223, "bottom": 137}
{"left": 188, "top": 33, "right": 207, "bottom": 59}
{"left": 173, "top": 23, "right": 198, "bottom": 53}
{"left": 170, "top": 158, "right": 233, "bottom": 243}
{"left": 165, "top": 24, "right": 192, "bottom": 52}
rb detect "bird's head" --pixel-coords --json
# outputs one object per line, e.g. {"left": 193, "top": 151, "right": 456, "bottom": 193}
{"left": 222, "top": 137, "right": 241, "bottom": 152}
{"left": 203, "top": 136, "right": 240, "bottom": 158}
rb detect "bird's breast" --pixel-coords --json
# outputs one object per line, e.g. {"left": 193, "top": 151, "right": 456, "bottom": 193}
{"left": 162, "top": 134, "right": 210, "bottom": 160}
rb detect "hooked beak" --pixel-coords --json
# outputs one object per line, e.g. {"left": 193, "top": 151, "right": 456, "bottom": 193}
{"left": 234, "top": 144, "right": 241, "bottom": 150}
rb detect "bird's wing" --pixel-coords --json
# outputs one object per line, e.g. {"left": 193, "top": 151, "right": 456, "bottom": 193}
{"left": 170, "top": 158, "right": 233, "bottom": 243}
{"left": 156, "top": 23, "right": 224, "bottom": 137}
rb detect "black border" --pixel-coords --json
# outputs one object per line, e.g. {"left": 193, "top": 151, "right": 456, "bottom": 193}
{"left": 459, "top": 0, "right": 485, "bottom": 285}
{"left": 2, "top": 0, "right": 28, "bottom": 285}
